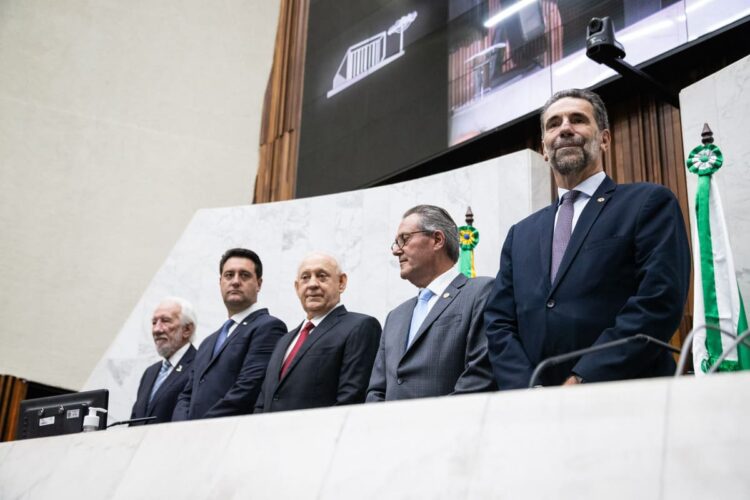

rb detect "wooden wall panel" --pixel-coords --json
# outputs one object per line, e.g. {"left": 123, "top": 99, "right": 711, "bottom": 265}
{"left": 0, "top": 375, "right": 27, "bottom": 442}
{"left": 255, "top": 0, "right": 308, "bottom": 204}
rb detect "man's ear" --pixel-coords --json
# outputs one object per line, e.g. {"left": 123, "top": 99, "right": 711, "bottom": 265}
{"left": 182, "top": 322, "right": 194, "bottom": 341}
{"left": 338, "top": 273, "right": 348, "bottom": 293}
{"left": 599, "top": 129, "right": 611, "bottom": 152}
{"left": 433, "top": 230, "right": 446, "bottom": 251}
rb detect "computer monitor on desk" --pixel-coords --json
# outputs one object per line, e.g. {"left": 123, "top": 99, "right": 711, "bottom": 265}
{"left": 15, "top": 389, "right": 109, "bottom": 440}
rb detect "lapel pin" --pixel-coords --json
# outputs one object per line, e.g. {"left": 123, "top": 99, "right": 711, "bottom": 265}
{"left": 597, "top": 197, "right": 605, "bottom": 203}
{"left": 443, "top": 292, "right": 450, "bottom": 298}
{"left": 242, "top": 322, "right": 247, "bottom": 326}
{"left": 175, "top": 365, "right": 183, "bottom": 372}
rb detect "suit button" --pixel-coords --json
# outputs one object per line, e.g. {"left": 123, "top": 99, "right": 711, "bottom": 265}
{"left": 397, "top": 378, "right": 404, "bottom": 385}
{"left": 199, "top": 378, "right": 205, "bottom": 384}
{"left": 546, "top": 299, "right": 555, "bottom": 308}
{"left": 272, "top": 396, "right": 279, "bottom": 401}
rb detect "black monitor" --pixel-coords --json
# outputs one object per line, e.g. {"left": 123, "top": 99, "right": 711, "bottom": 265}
{"left": 15, "top": 389, "right": 109, "bottom": 440}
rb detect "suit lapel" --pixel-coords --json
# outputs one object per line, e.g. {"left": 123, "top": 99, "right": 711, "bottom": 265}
{"left": 539, "top": 204, "right": 557, "bottom": 287}
{"left": 394, "top": 297, "right": 417, "bottom": 358}
{"left": 200, "top": 309, "right": 266, "bottom": 378}
{"left": 549, "top": 176, "right": 616, "bottom": 294}
{"left": 150, "top": 345, "right": 195, "bottom": 405}
{"left": 280, "top": 306, "right": 347, "bottom": 382}
{"left": 140, "top": 363, "right": 160, "bottom": 412}
{"left": 402, "top": 274, "right": 466, "bottom": 359}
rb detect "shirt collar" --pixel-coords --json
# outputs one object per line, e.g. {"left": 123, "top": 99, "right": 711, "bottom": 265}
{"left": 557, "top": 171, "right": 606, "bottom": 202}
{"left": 422, "top": 267, "right": 460, "bottom": 298}
{"left": 229, "top": 302, "right": 262, "bottom": 324}
{"left": 166, "top": 342, "right": 192, "bottom": 368}
{"left": 302, "top": 302, "right": 343, "bottom": 329}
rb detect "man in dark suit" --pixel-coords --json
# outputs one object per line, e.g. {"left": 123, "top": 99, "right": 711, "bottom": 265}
{"left": 366, "top": 205, "right": 496, "bottom": 402}
{"left": 255, "top": 253, "right": 381, "bottom": 413}
{"left": 484, "top": 88, "right": 691, "bottom": 390}
{"left": 130, "top": 297, "right": 197, "bottom": 425}
{"left": 173, "top": 248, "right": 286, "bottom": 420}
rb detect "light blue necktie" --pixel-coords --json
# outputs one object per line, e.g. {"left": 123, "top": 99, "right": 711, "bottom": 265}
{"left": 407, "top": 288, "right": 435, "bottom": 347}
{"left": 212, "top": 318, "right": 235, "bottom": 357}
{"left": 149, "top": 359, "right": 172, "bottom": 403}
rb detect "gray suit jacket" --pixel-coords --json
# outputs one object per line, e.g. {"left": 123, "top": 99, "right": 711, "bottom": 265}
{"left": 366, "top": 274, "right": 497, "bottom": 401}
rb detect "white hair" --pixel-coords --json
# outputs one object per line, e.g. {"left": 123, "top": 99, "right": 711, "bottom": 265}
{"left": 160, "top": 296, "right": 197, "bottom": 339}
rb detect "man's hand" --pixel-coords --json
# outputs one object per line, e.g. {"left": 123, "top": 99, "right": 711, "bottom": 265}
{"left": 563, "top": 375, "right": 582, "bottom": 386}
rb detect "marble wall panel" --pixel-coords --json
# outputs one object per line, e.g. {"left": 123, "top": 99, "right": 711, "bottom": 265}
{"left": 680, "top": 55, "right": 750, "bottom": 300}
{"left": 469, "top": 380, "right": 669, "bottom": 499}
{"left": 4, "top": 374, "right": 750, "bottom": 499}
{"left": 83, "top": 150, "right": 550, "bottom": 422}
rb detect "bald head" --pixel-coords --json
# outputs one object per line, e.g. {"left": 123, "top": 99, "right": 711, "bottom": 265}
{"left": 294, "top": 253, "right": 347, "bottom": 319}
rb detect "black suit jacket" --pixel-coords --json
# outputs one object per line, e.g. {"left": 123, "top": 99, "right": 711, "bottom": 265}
{"left": 255, "top": 306, "right": 381, "bottom": 413}
{"left": 484, "top": 176, "right": 691, "bottom": 389}
{"left": 130, "top": 344, "right": 196, "bottom": 426}
{"left": 172, "top": 308, "right": 286, "bottom": 420}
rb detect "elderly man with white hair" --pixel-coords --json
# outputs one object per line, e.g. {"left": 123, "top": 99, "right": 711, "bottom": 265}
{"left": 130, "top": 297, "right": 197, "bottom": 425}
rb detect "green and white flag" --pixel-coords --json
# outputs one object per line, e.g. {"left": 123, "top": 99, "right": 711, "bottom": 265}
{"left": 688, "top": 136, "right": 750, "bottom": 373}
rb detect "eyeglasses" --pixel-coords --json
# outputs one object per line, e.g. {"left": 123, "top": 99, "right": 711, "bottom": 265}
{"left": 390, "top": 230, "right": 431, "bottom": 252}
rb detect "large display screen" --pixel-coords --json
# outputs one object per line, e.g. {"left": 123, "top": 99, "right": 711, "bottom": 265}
{"left": 298, "top": 0, "right": 749, "bottom": 197}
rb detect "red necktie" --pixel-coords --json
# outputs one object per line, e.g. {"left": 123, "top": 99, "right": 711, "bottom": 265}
{"left": 280, "top": 321, "right": 314, "bottom": 378}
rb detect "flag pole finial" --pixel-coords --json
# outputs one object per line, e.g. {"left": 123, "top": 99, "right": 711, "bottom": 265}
{"left": 701, "top": 123, "right": 714, "bottom": 145}
{"left": 465, "top": 206, "right": 474, "bottom": 226}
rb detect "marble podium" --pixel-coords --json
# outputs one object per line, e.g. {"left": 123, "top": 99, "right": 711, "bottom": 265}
{"left": 2, "top": 373, "right": 749, "bottom": 499}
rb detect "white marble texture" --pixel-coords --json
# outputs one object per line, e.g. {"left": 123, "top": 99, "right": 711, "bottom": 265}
{"left": 661, "top": 374, "right": 750, "bottom": 499}
{"left": 3, "top": 373, "right": 750, "bottom": 499}
{"left": 680, "top": 55, "right": 750, "bottom": 301}
{"left": 83, "top": 150, "right": 550, "bottom": 423}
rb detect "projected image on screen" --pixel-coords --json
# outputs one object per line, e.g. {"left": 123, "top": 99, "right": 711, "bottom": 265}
{"left": 297, "top": 0, "right": 749, "bottom": 197}
{"left": 328, "top": 11, "right": 419, "bottom": 98}
{"left": 298, "top": 0, "right": 448, "bottom": 198}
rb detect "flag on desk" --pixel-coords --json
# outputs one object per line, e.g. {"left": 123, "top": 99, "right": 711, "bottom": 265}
{"left": 687, "top": 127, "right": 750, "bottom": 373}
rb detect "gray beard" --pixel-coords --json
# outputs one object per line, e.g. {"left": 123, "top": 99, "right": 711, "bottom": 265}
{"left": 550, "top": 139, "right": 601, "bottom": 175}
{"left": 551, "top": 146, "right": 590, "bottom": 175}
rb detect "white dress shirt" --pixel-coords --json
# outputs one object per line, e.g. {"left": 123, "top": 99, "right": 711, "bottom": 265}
{"left": 420, "top": 267, "right": 460, "bottom": 315}
{"left": 554, "top": 171, "right": 606, "bottom": 231}
{"left": 283, "top": 303, "right": 343, "bottom": 361}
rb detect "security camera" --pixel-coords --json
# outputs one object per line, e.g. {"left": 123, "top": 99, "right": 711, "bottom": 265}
{"left": 586, "top": 17, "right": 625, "bottom": 63}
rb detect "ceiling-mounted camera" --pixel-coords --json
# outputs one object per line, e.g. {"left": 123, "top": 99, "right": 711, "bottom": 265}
{"left": 586, "top": 17, "right": 625, "bottom": 63}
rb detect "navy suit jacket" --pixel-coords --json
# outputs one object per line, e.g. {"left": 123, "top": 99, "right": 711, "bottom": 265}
{"left": 255, "top": 306, "right": 381, "bottom": 413}
{"left": 484, "top": 176, "right": 691, "bottom": 389}
{"left": 130, "top": 345, "right": 196, "bottom": 425}
{"left": 172, "top": 308, "right": 286, "bottom": 420}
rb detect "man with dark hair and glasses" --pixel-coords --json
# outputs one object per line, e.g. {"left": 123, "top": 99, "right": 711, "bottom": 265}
{"left": 366, "top": 205, "right": 496, "bottom": 402}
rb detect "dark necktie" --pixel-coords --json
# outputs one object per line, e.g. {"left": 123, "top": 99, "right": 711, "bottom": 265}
{"left": 212, "top": 318, "right": 235, "bottom": 357}
{"left": 551, "top": 190, "right": 581, "bottom": 281}
{"left": 280, "top": 321, "right": 314, "bottom": 377}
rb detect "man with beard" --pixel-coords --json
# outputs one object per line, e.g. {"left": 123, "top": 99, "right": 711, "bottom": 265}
{"left": 130, "top": 297, "right": 197, "bottom": 425}
{"left": 483, "top": 88, "right": 690, "bottom": 390}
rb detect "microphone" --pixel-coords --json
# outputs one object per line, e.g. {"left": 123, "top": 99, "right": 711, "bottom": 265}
{"left": 674, "top": 325, "right": 750, "bottom": 376}
{"left": 528, "top": 333, "right": 680, "bottom": 388}
{"left": 106, "top": 416, "right": 157, "bottom": 428}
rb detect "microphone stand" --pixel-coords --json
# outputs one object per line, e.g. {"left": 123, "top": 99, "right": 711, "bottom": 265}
{"left": 674, "top": 325, "right": 750, "bottom": 376}
{"left": 528, "top": 333, "right": 679, "bottom": 388}
{"left": 107, "top": 416, "right": 157, "bottom": 428}
{"left": 707, "top": 329, "right": 750, "bottom": 374}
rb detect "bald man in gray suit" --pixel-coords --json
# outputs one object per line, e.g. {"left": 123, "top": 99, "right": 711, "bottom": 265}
{"left": 366, "top": 205, "right": 496, "bottom": 402}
